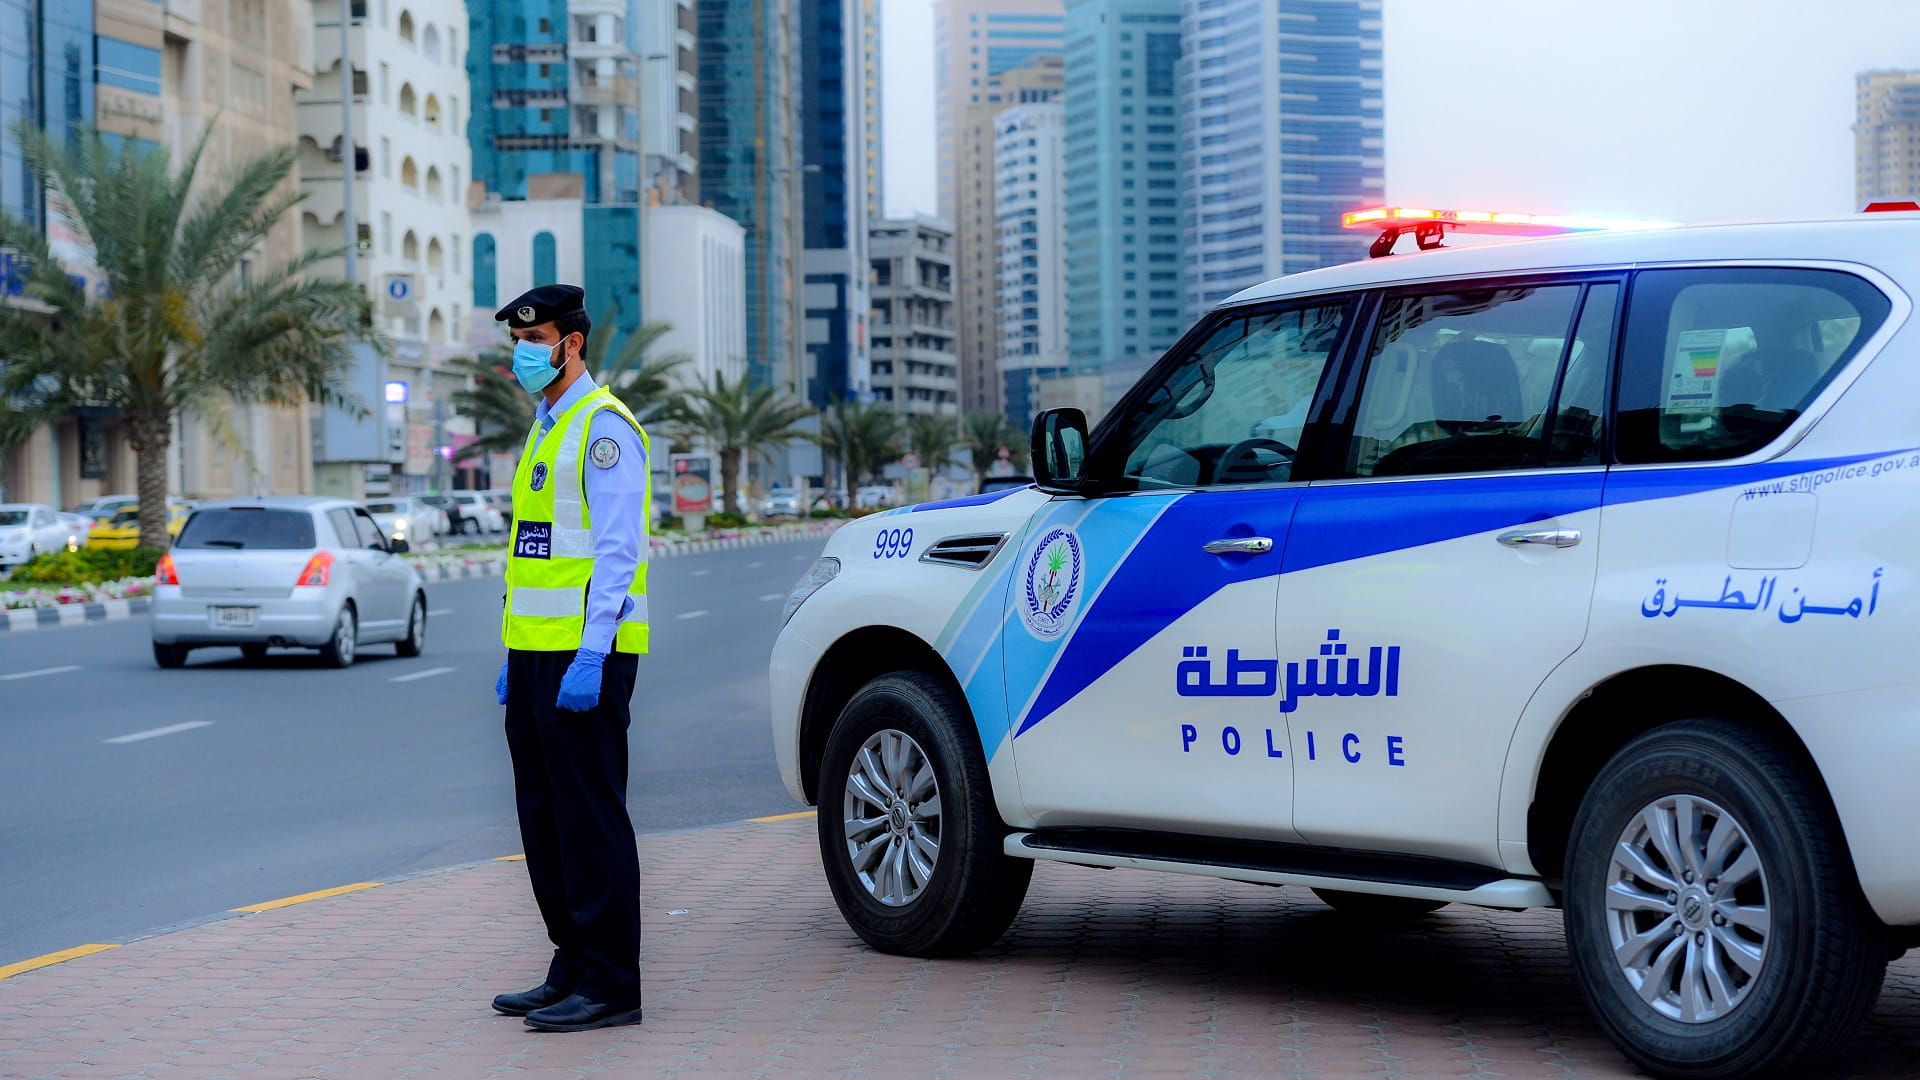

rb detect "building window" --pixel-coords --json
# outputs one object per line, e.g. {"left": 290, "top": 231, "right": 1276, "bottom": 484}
{"left": 398, "top": 9, "right": 415, "bottom": 42}
{"left": 399, "top": 82, "right": 417, "bottom": 117}
{"left": 533, "top": 232, "right": 557, "bottom": 285}
{"left": 381, "top": 212, "right": 392, "bottom": 254}
{"left": 474, "top": 234, "right": 498, "bottom": 307}
{"left": 95, "top": 37, "right": 161, "bottom": 96}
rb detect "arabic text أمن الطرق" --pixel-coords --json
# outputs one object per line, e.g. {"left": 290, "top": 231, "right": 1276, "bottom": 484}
{"left": 1640, "top": 568, "right": 1882, "bottom": 624}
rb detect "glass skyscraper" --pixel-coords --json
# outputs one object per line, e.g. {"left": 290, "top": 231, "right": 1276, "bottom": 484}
{"left": 1179, "top": 0, "right": 1381, "bottom": 316}
{"left": 1, "top": 0, "right": 92, "bottom": 295}
{"left": 800, "top": 0, "right": 874, "bottom": 408}
{"left": 1062, "top": 0, "right": 1183, "bottom": 391}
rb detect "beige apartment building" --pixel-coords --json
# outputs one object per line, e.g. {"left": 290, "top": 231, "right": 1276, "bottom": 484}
{"left": 1857, "top": 69, "right": 1920, "bottom": 208}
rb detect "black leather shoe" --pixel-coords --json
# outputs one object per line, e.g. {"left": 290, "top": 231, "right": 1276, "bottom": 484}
{"left": 491, "top": 983, "right": 573, "bottom": 1017}
{"left": 523, "top": 993, "right": 642, "bottom": 1032}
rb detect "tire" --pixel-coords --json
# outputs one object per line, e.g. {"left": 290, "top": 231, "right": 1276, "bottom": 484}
{"left": 318, "top": 605, "right": 357, "bottom": 668}
{"left": 395, "top": 594, "right": 426, "bottom": 657}
{"left": 1563, "top": 720, "right": 1886, "bottom": 1079}
{"left": 462, "top": 518, "right": 479, "bottom": 536}
{"left": 152, "top": 641, "right": 189, "bottom": 669}
{"left": 1311, "top": 888, "right": 1447, "bottom": 919}
{"left": 240, "top": 643, "right": 269, "bottom": 663}
{"left": 817, "top": 671, "right": 1032, "bottom": 957}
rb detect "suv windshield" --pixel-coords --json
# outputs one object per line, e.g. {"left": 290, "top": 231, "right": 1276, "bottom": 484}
{"left": 175, "top": 508, "right": 317, "bottom": 550}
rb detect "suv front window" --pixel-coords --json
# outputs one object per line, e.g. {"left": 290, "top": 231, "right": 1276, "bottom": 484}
{"left": 1106, "top": 299, "right": 1349, "bottom": 490}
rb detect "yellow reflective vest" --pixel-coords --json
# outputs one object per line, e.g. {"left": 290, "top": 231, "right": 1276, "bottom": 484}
{"left": 501, "top": 385, "right": 651, "bottom": 653}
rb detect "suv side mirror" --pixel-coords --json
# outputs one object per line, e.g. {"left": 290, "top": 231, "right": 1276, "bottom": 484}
{"left": 390, "top": 538, "right": 410, "bottom": 554}
{"left": 1031, "top": 407, "right": 1089, "bottom": 492}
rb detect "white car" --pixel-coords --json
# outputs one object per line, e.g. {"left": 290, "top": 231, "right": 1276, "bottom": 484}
{"left": 69, "top": 494, "right": 137, "bottom": 525}
{"left": 771, "top": 210, "right": 1920, "bottom": 1079}
{"left": 854, "top": 485, "right": 898, "bottom": 510}
{"left": 151, "top": 496, "right": 426, "bottom": 668}
{"left": 364, "top": 497, "right": 443, "bottom": 545}
{"left": 451, "top": 492, "right": 505, "bottom": 534}
{"left": 0, "top": 504, "right": 74, "bottom": 566}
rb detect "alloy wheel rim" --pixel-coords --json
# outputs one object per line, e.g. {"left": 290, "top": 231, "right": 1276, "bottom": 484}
{"left": 1604, "top": 793, "right": 1770, "bottom": 1023}
{"left": 842, "top": 728, "right": 941, "bottom": 907}
{"left": 337, "top": 614, "right": 354, "bottom": 663}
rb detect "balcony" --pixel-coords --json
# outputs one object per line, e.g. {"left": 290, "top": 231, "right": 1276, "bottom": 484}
{"left": 573, "top": 76, "right": 637, "bottom": 108}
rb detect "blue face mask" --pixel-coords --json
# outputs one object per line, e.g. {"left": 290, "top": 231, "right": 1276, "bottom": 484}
{"left": 511, "top": 337, "right": 564, "bottom": 394}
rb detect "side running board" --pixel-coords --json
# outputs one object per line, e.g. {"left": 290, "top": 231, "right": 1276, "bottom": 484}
{"left": 1007, "top": 827, "right": 1553, "bottom": 910}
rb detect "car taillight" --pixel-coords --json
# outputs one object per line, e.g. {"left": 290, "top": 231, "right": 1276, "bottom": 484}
{"left": 155, "top": 554, "right": 179, "bottom": 586}
{"left": 296, "top": 551, "right": 333, "bottom": 587}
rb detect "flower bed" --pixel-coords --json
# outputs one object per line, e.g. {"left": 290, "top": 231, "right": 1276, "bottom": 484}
{"left": 1, "top": 576, "right": 152, "bottom": 610}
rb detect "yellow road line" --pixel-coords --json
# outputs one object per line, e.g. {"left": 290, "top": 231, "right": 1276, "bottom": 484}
{"left": 748, "top": 810, "right": 816, "bottom": 823}
{"left": 230, "top": 882, "right": 384, "bottom": 913}
{"left": 493, "top": 854, "right": 527, "bottom": 862}
{"left": 0, "top": 944, "right": 118, "bottom": 981}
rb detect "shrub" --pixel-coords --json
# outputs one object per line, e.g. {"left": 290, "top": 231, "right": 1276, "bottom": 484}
{"left": 10, "top": 546, "right": 163, "bottom": 585}
{"left": 705, "top": 510, "right": 749, "bottom": 529}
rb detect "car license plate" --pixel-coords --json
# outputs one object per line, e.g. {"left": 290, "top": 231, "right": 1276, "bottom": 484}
{"left": 213, "top": 606, "right": 256, "bottom": 628}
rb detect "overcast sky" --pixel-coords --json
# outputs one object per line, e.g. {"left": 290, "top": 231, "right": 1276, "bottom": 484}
{"left": 881, "top": 0, "right": 1920, "bottom": 223}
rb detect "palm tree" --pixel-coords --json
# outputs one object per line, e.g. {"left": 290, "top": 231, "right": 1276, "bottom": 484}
{"left": 676, "top": 371, "right": 815, "bottom": 514}
{"left": 963, "top": 411, "right": 1028, "bottom": 491}
{"left": 450, "top": 310, "right": 691, "bottom": 465}
{"left": 906, "top": 414, "right": 959, "bottom": 477}
{"left": 815, "top": 398, "right": 901, "bottom": 492}
{"left": 0, "top": 125, "right": 376, "bottom": 549}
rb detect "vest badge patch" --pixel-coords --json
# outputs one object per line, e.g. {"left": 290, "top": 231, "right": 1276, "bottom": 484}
{"left": 514, "top": 520, "right": 553, "bottom": 560}
{"left": 530, "top": 462, "right": 548, "bottom": 491}
{"left": 589, "top": 436, "right": 621, "bottom": 469}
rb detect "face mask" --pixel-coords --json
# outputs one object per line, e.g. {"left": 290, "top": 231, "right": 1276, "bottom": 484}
{"left": 511, "top": 337, "right": 564, "bottom": 394}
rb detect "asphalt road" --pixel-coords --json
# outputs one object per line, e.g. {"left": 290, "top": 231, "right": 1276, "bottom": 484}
{"left": 0, "top": 537, "right": 825, "bottom": 967}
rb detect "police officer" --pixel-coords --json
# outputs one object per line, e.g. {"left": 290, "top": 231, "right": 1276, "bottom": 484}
{"left": 486, "top": 285, "right": 650, "bottom": 1033}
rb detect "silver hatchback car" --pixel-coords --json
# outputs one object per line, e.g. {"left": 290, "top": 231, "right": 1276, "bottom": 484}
{"left": 150, "top": 496, "right": 427, "bottom": 668}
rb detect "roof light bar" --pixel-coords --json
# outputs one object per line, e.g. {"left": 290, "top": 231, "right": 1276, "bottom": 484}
{"left": 1342, "top": 205, "right": 1682, "bottom": 258}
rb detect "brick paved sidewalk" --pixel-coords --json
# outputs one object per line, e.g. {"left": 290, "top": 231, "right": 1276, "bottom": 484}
{"left": 2, "top": 815, "right": 1915, "bottom": 1078}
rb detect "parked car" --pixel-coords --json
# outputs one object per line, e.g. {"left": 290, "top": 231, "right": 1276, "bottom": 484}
{"left": 450, "top": 492, "right": 505, "bottom": 534}
{"left": 0, "top": 504, "right": 76, "bottom": 566}
{"left": 364, "top": 497, "right": 441, "bottom": 546}
{"left": 812, "top": 490, "right": 850, "bottom": 513}
{"left": 69, "top": 494, "right": 137, "bottom": 523}
{"left": 419, "top": 493, "right": 467, "bottom": 536}
{"left": 150, "top": 496, "right": 427, "bottom": 668}
{"left": 763, "top": 490, "right": 803, "bottom": 517}
{"left": 56, "top": 512, "right": 93, "bottom": 550}
{"left": 978, "top": 475, "right": 1034, "bottom": 495}
{"left": 771, "top": 210, "right": 1920, "bottom": 1078}
{"left": 854, "top": 485, "right": 898, "bottom": 510}
{"left": 88, "top": 502, "right": 190, "bottom": 550}
{"left": 483, "top": 491, "right": 513, "bottom": 529}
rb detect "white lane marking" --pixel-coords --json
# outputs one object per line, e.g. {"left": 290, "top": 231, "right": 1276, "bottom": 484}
{"left": 105, "top": 721, "right": 213, "bottom": 744}
{"left": 675, "top": 610, "right": 710, "bottom": 620}
{"left": 758, "top": 593, "right": 783, "bottom": 602}
{"left": 428, "top": 608, "right": 454, "bottom": 617}
{"left": 0, "top": 664, "right": 83, "bottom": 681}
{"left": 389, "top": 666, "right": 457, "bottom": 683}
{"left": 691, "top": 569, "right": 711, "bottom": 577}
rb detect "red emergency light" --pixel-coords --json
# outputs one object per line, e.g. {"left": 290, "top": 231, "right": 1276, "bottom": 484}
{"left": 1342, "top": 206, "right": 1681, "bottom": 258}
{"left": 1860, "top": 201, "right": 1920, "bottom": 213}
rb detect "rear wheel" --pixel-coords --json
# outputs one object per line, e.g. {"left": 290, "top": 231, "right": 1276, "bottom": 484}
{"left": 817, "top": 671, "right": 1031, "bottom": 957}
{"left": 319, "top": 606, "right": 357, "bottom": 668}
{"left": 395, "top": 594, "right": 426, "bottom": 657}
{"left": 1310, "top": 889, "right": 1447, "bottom": 919}
{"left": 152, "top": 641, "right": 189, "bottom": 668}
{"left": 240, "top": 643, "right": 268, "bottom": 663}
{"left": 1564, "top": 721, "right": 1886, "bottom": 1078}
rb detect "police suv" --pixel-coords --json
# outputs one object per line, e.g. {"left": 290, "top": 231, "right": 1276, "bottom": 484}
{"left": 771, "top": 207, "right": 1920, "bottom": 1078}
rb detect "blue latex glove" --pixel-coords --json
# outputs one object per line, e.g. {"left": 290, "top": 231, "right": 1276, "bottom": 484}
{"left": 495, "top": 659, "right": 510, "bottom": 705}
{"left": 556, "top": 649, "right": 606, "bottom": 712}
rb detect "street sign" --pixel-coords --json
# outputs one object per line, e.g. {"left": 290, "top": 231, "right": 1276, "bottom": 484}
{"left": 386, "top": 278, "right": 410, "bottom": 301}
{"left": 901, "top": 453, "right": 919, "bottom": 470}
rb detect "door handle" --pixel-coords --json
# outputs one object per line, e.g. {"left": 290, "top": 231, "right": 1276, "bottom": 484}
{"left": 1202, "top": 536, "right": 1274, "bottom": 555}
{"left": 1497, "top": 528, "right": 1581, "bottom": 549}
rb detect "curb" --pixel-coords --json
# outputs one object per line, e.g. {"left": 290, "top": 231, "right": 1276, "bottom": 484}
{"left": 0, "top": 525, "right": 837, "bottom": 634}
{"left": 0, "top": 810, "right": 817, "bottom": 984}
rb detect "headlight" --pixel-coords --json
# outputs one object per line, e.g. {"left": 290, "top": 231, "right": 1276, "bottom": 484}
{"left": 781, "top": 557, "right": 839, "bottom": 627}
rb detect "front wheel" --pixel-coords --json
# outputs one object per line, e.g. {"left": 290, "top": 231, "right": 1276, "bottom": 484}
{"left": 1563, "top": 721, "right": 1886, "bottom": 1079}
{"left": 817, "top": 671, "right": 1032, "bottom": 957}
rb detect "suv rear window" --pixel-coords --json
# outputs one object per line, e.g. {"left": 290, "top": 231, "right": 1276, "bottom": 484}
{"left": 175, "top": 509, "right": 317, "bottom": 550}
{"left": 1615, "top": 268, "right": 1892, "bottom": 463}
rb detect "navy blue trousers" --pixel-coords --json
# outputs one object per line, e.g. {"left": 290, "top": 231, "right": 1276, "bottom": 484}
{"left": 503, "top": 648, "right": 641, "bottom": 1008}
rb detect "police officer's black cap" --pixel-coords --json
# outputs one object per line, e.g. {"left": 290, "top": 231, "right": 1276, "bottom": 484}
{"left": 495, "top": 284, "right": 586, "bottom": 328}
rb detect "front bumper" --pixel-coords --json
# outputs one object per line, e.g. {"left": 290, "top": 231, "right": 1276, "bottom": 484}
{"left": 0, "top": 544, "right": 33, "bottom": 566}
{"left": 150, "top": 585, "right": 343, "bottom": 647}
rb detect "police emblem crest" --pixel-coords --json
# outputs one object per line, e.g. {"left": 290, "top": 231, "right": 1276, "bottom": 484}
{"left": 589, "top": 437, "right": 621, "bottom": 469}
{"left": 530, "top": 462, "right": 548, "bottom": 491}
{"left": 1021, "top": 526, "right": 1082, "bottom": 639}
{"left": 517, "top": 305, "right": 536, "bottom": 322}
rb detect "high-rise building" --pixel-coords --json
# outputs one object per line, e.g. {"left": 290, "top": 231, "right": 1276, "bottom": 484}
{"left": 954, "top": 54, "right": 1061, "bottom": 419}
{"left": 699, "top": 0, "right": 803, "bottom": 393}
{"left": 1062, "top": 0, "right": 1181, "bottom": 403}
{"left": 467, "top": 0, "right": 647, "bottom": 342}
{"left": 644, "top": 203, "right": 747, "bottom": 392}
{"left": 1181, "top": 0, "right": 1380, "bottom": 317}
{"left": 934, "top": 1, "right": 1063, "bottom": 420}
{"left": 638, "top": 0, "right": 697, "bottom": 203}
{"left": 1857, "top": 70, "right": 1920, "bottom": 208}
{"left": 858, "top": 0, "right": 880, "bottom": 223}
{"left": 800, "top": 0, "right": 874, "bottom": 407}
{"left": 993, "top": 100, "right": 1066, "bottom": 429}
{"left": 0, "top": 0, "right": 93, "bottom": 234}
{"left": 869, "top": 215, "right": 958, "bottom": 417}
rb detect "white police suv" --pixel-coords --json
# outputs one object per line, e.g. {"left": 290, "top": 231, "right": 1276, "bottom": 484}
{"left": 771, "top": 207, "right": 1920, "bottom": 1078}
